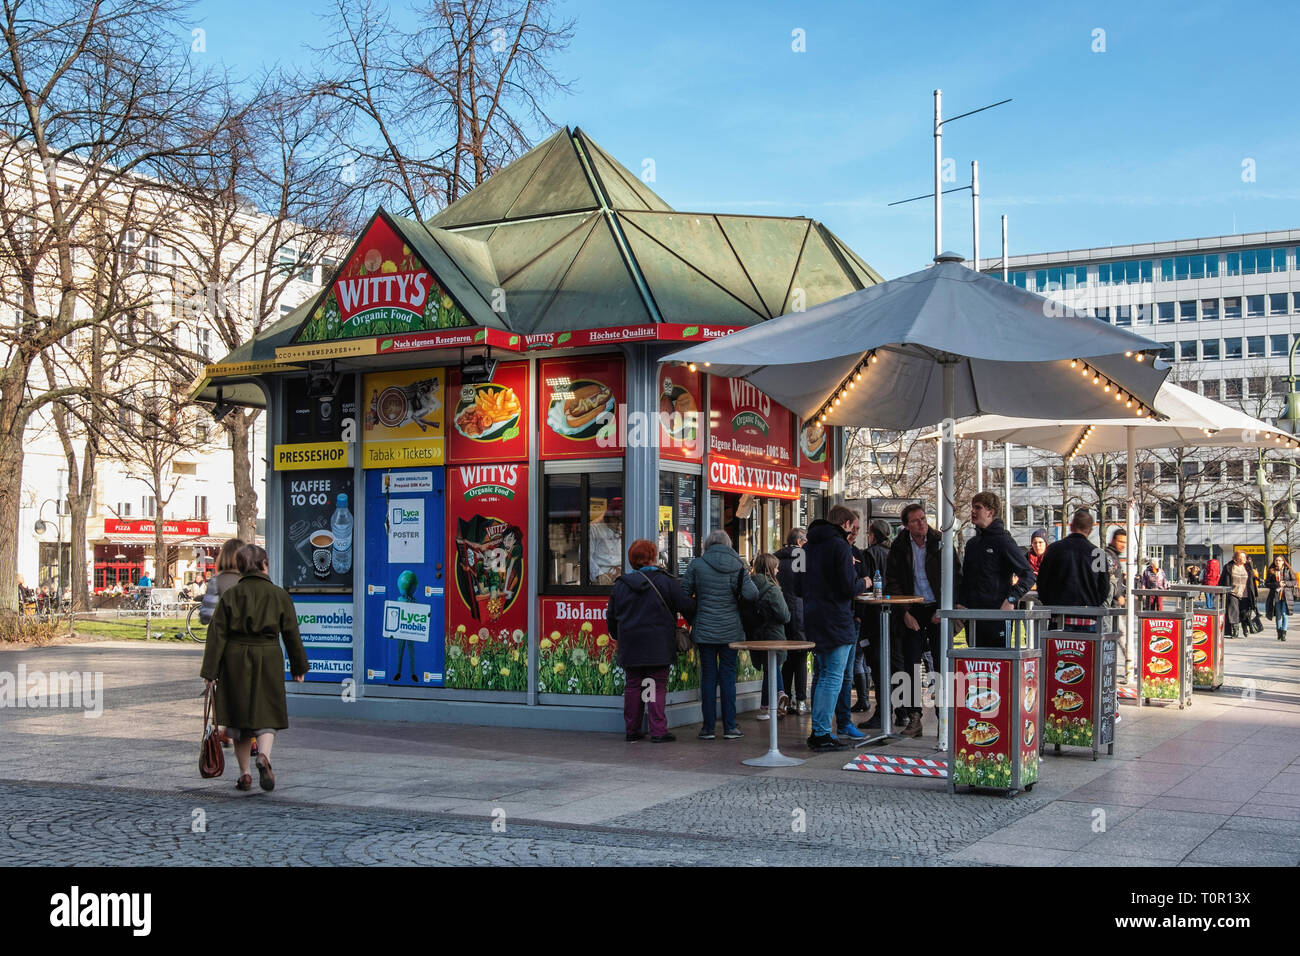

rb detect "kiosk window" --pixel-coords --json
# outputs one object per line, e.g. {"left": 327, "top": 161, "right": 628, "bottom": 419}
{"left": 544, "top": 472, "right": 624, "bottom": 590}
{"left": 658, "top": 472, "right": 700, "bottom": 576}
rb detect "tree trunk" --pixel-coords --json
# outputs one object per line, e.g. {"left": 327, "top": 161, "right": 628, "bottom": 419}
{"left": 230, "top": 409, "right": 261, "bottom": 543}
{"left": 0, "top": 429, "right": 25, "bottom": 615}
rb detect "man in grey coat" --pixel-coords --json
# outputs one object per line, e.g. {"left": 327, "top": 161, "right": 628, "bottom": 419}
{"left": 683, "top": 529, "right": 758, "bottom": 740}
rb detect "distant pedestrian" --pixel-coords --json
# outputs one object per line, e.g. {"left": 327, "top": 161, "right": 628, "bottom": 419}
{"left": 1140, "top": 559, "right": 1167, "bottom": 610}
{"left": 1036, "top": 509, "right": 1111, "bottom": 629}
{"left": 957, "top": 492, "right": 1035, "bottom": 647}
{"left": 776, "top": 528, "right": 808, "bottom": 714}
{"left": 607, "top": 540, "right": 696, "bottom": 742}
{"left": 750, "top": 552, "right": 791, "bottom": 720}
{"left": 1025, "top": 528, "right": 1049, "bottom": 576}
{"left": 1264, "top": 554, "right": 1296, "bottom": 642}
{"left": 683, "top": 530, "right": 757, "bottom": 741}
{"left": 1204, "top": 555, "right": 1221, "bottom": 609}
{"left": 803, "top": 505, "right": 868, "bottom": 751}
{"left": 1224, "top": 550, "right": 1258, "bottom": 638}
{"left": 200, "top": 544, "right": 309, "bottom": 792}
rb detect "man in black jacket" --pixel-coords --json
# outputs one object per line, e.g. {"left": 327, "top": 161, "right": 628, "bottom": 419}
{"left": 957, "top": 491, "right": 1034, "bottom": 648}
{"left": 804, "top": 506, "right": 869, "bottom": 751}
{"left": 884, "top": 503, "right": 962, "bottom": 736}
{"left": 1037, "top": 509, "right": 1112, "bottom": 629}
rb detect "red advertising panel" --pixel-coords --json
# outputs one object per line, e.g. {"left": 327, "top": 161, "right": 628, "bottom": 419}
{"left": 1191, "top": 610, "right": 1223, "bottom": 688}
{"left": 538, "top": 356, "right": 625, "bottom": 460}
{"left": 538, "top": 596, "right": 620, "bottom": 696}
{"left": 105, "top": 518, "right": 209, "bottom": 537}
{"left": 657, "top": 365, "right": 703, "bottom": 462}
{"left": 953, "top": 657, "right": 1013, "bottom": 788}
{"left": 294, "top": 213, "right": 473, "bottom": 343}
{"left": 797, "top": 419, "right": 832, "bottom": 483}
{"left": 445, "top": 464, "right": 529, "bottom": 691}
{"left": 707, "top": 455, "right": 800, "bottom": 500}
{"left": 708, "top": 376, "right": 794, "bottom": 468}
{"left": 1141, "top": 617, "right": 1182, "bottom": 701}
{"left": 1020, "top": 657, "right": 1040, "bottom": 787}
{"left": 447, "top": 361, "right": 530, "bottom": 463}
{"left": 1044, "top": 636, "right": 1095, "bottom": 746}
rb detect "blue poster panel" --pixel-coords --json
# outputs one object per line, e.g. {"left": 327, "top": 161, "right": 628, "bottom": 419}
{"left": 363, "top": 467, "right": 447, "bottom": 686}
{"left": 287, "top": 597, "right": 355, "bottom": 684}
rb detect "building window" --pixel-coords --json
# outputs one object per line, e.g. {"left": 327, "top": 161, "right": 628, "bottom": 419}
{"left": 298, "top": 261, "right": 314, "bottom": 284}
{"left": 1272, "top": 461, "right": 1293, "bottom": 481}
{"left": 1294, "top": 291, "right": 1300, "bottom": 313}
{"left": 1201, "top": 339, "right": 1220, "bottom": 361}
{"left": 1246, "top": 295, "right": 1265, "bottom": 318}
{"left": 1013, "top": 467, "right": 1028, "bottom": 487}
{"left": 544, "top": 471, "right": 624, "bottom": 590}
{"left": 1200, "top": 298, "right": 1219, "bottom": 321}
{"left": 1226, "top": 504, "right": 1245, "bottom": 523}
{"left": 1270, "top": 293, "right": 1289, "bottom": 316}
{"left": 1174, "top": 300, "right": 1193, "bottom": 323}
{"left": 1159, "top": 258, "right": 1173, "bottom": 282}
{"left": 1248, "top": 376, "right": 1267, "bottom": 398}
{"left": 1095, "top": 306, "right": 1111, "bottom": 323}
{"left": 1227, "top": 461, "right": 1245, "bottom": 482}
{"left": 117, "top": 406, "right": 134, "bottom": 427}
{"left": 1273, "top": 376, "right": 1289, "bottom": 398}
{"left": 141, "top": 496, "right": 156, "bottom": 518}
{"left": 321, "top": 256, "right": 338, "bottom": 284}
{"left": 194, "top": 422, "right": 209, "bottom": 442}
{"left": 1048, "top": 465, "right": 1063, "bottom": 486}
{"left": 1157, "top": 302, "right": 1175, "bottom": 323}
{"left": 1224, "top": 378, "right": 1242, "bottom": 400}
{"left": 1179, "top": 340, "right": 1198, "bottom": 361}
{"left": 1012, "top": 505, "right": 1028, "bottom": 525}
{"left": 1275, "top": 248, "right": 1288, "bottom": 272}
{"left": 117, "top": 502, "right": 132, "bottom": 517}
{"left": 280, "top": 304, "right": 295, "bottom": 317}
{"left": 1142, "top": 505, "right": 1156, "bottom": 524}
{"left": 226, "top": 504, "right": 237, "bottom": 523}
{"left": 1115, "top": 305, "right": 1131, "bottom": 326}
{"left": 1272, "top": 333, "right": 1291, "bottom": 356}
{"left": 1159, "top": 462, "right": 1178, "bottom": 482}
{"left": 1223, "top": 297, "right": 1242, "bottom": 320}
{"left": 1202, "top": 461, "right": 1221, "bottom": 480}
{"left": 140, "top": 233, "right": 164, "bottom": 273}
{"left": 1247, "top": 336, "right": 1265, "bottom": 358}
{"left": 194, "top": 496, "right": 208, "bottom": 520}
{"left": 1202, "top": 380, "right": 1221, "bottom": 400}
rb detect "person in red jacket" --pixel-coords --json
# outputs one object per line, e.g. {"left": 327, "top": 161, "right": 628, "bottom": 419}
{"left": 1204, "top": 556, "right": 1221, "bottom": 609}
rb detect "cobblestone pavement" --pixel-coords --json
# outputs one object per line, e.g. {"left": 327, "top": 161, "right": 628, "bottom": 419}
{"left": 0, "top": 781, "right": 961, "bottom": 866}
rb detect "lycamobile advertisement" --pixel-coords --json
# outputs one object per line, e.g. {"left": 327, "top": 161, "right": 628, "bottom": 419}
{"left": 288, "top": 598, "right": 354, "bottom": 683}
{"left": 294, "top": 214, "right": 472, "bottom": 342}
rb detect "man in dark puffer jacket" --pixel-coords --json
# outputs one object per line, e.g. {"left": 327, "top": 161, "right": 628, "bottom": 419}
{"left": 1036, "top": 509, "right": 1111, "bottom": 629}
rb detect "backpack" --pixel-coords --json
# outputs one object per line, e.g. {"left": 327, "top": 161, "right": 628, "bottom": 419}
{"left": 737, "top": 569, "right": 767, "bottom": 640}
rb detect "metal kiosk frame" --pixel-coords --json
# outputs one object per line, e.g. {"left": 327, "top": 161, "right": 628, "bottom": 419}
{"left": 1178, "top": 585, "right": 1230, "bottom": 691}
{"left": 940, "top": 608, "right": 1049, "bottom": 797}
{"left": 1133, "top": 588, "right": 1195, "bottom": 709}
{"left": 1035, "top": 606, "right": 1121, "bottom": 761}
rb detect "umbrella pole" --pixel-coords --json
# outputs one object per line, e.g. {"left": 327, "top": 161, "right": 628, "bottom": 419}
{"left": 939, "top": 362, "right": 956, "bottom": 753}
{"left": 1126, "top": 425, "right": 1137, "bottom": 683}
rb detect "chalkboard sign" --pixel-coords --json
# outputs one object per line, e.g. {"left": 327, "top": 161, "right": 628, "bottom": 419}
{"left": 282, "top": 471, "right": 354, "bottom": 592}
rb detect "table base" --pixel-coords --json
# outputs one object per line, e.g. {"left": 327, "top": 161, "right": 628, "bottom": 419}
{"left": 742, "top": 750, "right": 806, "bottom": 768}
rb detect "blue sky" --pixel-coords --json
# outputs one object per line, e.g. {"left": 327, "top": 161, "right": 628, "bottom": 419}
{"left": 190, "top": 0, "right": 1300, "bottom": 279}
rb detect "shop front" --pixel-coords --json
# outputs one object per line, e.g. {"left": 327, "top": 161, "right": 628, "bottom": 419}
{"left": 190, "top": 127, "right": 877, "bottom": 730}
{"left": 92, "top": 518, "right": 216, "bottom": 590}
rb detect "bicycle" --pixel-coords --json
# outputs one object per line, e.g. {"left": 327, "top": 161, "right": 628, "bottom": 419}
{"left": 180, "top": 602, "right": 206, "bottom": 642}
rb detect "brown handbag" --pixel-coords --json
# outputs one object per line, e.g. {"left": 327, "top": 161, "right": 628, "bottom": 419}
{"left": 638, "top": 570, "right": 694, "bottom": 654}
{"left": 200, "top": 684, "right": 225, "bottom": 779}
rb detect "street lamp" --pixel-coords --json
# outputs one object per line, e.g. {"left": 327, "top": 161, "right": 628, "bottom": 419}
{"left": 33, "top": 499, "right": 64, "bottom": 599}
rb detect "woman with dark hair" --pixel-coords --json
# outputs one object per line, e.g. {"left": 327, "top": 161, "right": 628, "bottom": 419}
{"left": 200, "top": 544, "right": 309, "bottom": 791}
{"left": 1264, "top": 554, "right": 1296, "bottom": 641}
{"left": 1225, "top": 550, "right": 1259, "bottom": 638}
{"left": 750, "top": 552, "right": 791, "bottom": 721}
{"left": 607, "top": 539, "right": 695, "bottom": 743}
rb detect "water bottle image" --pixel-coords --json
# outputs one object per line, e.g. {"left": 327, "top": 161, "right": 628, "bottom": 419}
{"left": 331, "top": 493, "right": 353, "bottom": 574}
{"left": 873, "top": 569, "right": 883, "bottom": 599}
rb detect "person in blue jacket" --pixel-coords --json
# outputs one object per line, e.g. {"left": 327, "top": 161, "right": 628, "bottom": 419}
{"left": 803, "top": 505, "right": 869, "bottom": 751}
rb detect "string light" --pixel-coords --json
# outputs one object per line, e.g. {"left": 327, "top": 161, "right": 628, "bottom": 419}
{"left": 811, "top": 350, "right": 878, "bottom": 423}
{"left": 688, "top": 363, "right": 697, "bottom": 373}
{"left": 1072, "top": 358, "right": 1153, "bottom": 419}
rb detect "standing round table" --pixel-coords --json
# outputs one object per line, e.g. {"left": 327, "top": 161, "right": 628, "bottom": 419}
{"left": 729, "top": 640, "right": 815, "bottom": 767}
{"left": 853, "top": 595, "right": 926, "bottom": 744}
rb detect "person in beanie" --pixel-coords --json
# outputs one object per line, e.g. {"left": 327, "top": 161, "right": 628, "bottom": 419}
{"left": 607, "top": 539, "right": 696, "bottom": 742}
{"left": 1036, "top": 509, "right": 1111, "bottom": 628}
{"left": 683, "top": 529, "right": 757, "bottom": 740}
{"left": 1025, "top": 528, "right": 1049, "bottom": 576}
{"left": 803, "top": 505, "right": 868, "bottom": 751}
{"left": 957, "top": 491, "right": 1034, "bottom": 648}
{"left": 776, "top": 527, "right": 808, "bottom": 714}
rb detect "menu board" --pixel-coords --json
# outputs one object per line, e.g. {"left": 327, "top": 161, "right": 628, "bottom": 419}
{"left": 953, "top": 657, "right": 1013, "bottom": 788}
{"left": 1190, "top": 610, "right": 1222, "bottom": 688}
{"left": 538, "top": 356, "right": 625, "bottom": 459}
{"left": 708, "top": 375, "right": 794, "bottom": 468}
{"left": 447, "top": 361, "right": 529, "bottom": 463}
{"left": 797, "top": 420, "right": 832, "bottom": 483}
{"left": 657, "top": 365, "right": 703, "bottom": 462}
{"left": 361, "top": 367, "right": 445, "bottom": 468}
{"left": 292, "top": 213, "right": 473, "bottom": 343}
{"left": 281, "top": 471, "right": 354, "bottom": 592}
{"left": 444, "top": 464, "right": 528, "bottom": 691}
{"left": 1140, "top": 617, "right": 1184, "bottom": 701}
{"left": 674, "top": 474, "right": 698, "bottom": 577}
{"left": 1020, "top": 658, "right": 1040, "bottom": 787}
{"left": 1044, "top": 636, "right": 1094, "bottom": 747}
{"left": 538, "top": 596, "right": 618, "bottom": 696}
{"left": 1099, "top": 639, "right": 1118, "bottom": 746}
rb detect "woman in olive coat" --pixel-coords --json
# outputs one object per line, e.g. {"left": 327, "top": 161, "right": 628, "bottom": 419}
{"left": 200, "top": 544, "right": 309, "bottom": 791}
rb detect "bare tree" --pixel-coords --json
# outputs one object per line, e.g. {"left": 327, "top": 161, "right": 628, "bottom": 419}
{"left": 314, "top": 0, "right": 575, "bottom": 218}
{"left": 843, "top": 426, "right": 980, "bottom": 536}
{"left": 0, "top": 0, "right": 229, "bottom": 617}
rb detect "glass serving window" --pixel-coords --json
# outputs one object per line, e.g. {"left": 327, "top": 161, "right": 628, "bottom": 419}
{"left": 543, "top": 471, "right": 624, "bottom": 591}
{"left": 658, "top": 471, "right": 699, "bottom": 577}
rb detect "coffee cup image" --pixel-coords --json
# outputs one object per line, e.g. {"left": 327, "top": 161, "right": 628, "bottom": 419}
{"left": 312, "top": 530, "right": 335, "bottom": 578}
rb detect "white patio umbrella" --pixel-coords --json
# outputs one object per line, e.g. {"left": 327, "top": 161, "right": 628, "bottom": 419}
{"left": 950, "top": 380, "right": 1300, "bottom": 675}
{"left": 662, "top": 255, "right": 1170, "bottom": 752}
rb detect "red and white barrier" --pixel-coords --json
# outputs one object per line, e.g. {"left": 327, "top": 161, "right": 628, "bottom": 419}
{"left": 843, "top": 753, "right": 949, "bottom": 778}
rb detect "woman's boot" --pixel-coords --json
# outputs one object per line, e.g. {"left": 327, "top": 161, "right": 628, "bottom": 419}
{"left": 851, "top": 671, "right": 870, "bottom": 712}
